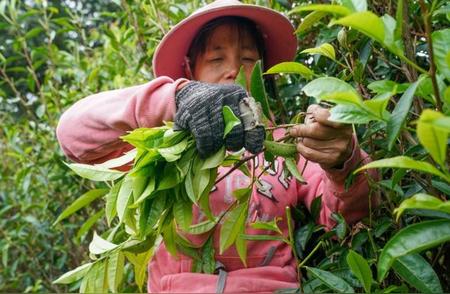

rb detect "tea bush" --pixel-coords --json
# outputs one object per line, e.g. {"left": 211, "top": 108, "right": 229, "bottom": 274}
{"left": 1, "top": 0, "right": 448, "bottom": 292}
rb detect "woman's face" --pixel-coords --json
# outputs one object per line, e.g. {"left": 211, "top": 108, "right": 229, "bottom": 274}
{"left": 193, "top": 23, "right": 260, "bottom": 85}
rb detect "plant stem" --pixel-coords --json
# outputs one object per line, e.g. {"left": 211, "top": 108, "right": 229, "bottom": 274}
{"left": 266, "top": 123, "right": 298, "bottom": 131}
{"left": 215, "top": 153, "right": 259, "bottom": 184}
{"left": 418, "top": 0, "right": 443, "bottom": 112}
{"left": 298, "top": 241, "right": 323, "bottom": 268}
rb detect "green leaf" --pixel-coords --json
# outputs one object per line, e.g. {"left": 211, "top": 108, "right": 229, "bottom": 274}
{"left": 184, "top": 169, "right": 196, "bottom": 204}
{"left": 432, "top": 29, "right": 450, "bottom": 80}
{"left": 162, "top": 220, "right": 177, "bottom": 256}
{"left": 265, "top": 62, "right": 314, "bottom": 80}
{"left": 158, "top": 163, "right": 181, "bottom": 190}
{"left": 124, "top": 250, "right": 153, "bottom": 291}
{"left": 346, "top": 250, "right": 372, "bottom": 293}
{"left": 186, "top": 220, "right": 217, "bottom": 235}
{"left": 285, "top": 157, "right": 306, "bottom": 183}
{"left": 132, "top": 176, "right": 155, "bottom": 207}
{"left": 219, "top": 203, "right": 248, "bottom": 254}
{"left": 235, "top": 232, "right": 248, "bottom": 267}
{"left": 377, "top": 219, "right": 450, "bottom": 281}
{"left": 301, "top": 43, "right": 336, "bottom": 61}
{"left": 223, "top": 106, "right": 242, "bottom": 138}
{"left": 202, "top": 146, "right": 225, "bottom": 169}
{"left": 96, "top": 149, "right": 137, "bottom": 169}
{"left": 250, "top": 60, "right": 271, "bottom": 120}
{"left": 295, "top": 11, "right": 327, "bottom": 34}
{"left": 393, "top": 253, "right": 443, "bottom": 294}
{"left": 417, "top": 109, "right": 448, "bottom": 167}
{"left": 305, "top": 266, "right": 355, "bottom": 293}
{"left": 106, "top": 182, "right": 121, "bottom": 226}
{"left": 289, "top": 4, "right": 352, "bottom": 16}
{"left": 386, "top": 79, "right": 421, "bottom": 150}
{"left": 145, "top": 194, "right": 167, "bottom": 232}
{"left": 173, "top": 197, "right": 193, "bottom": 230}
{"left": 201, "top": 237, "right": 216, "bottom": 274}
{"left": 332, "top": 12, "right": 385, "bottom": 45}
{"left": 432, "top": 116, "right": 450, "bottom": 132}
{"left": 76, "top": 209, "right": 104, "bottom": 240}
{"left": 158, "top": 138, "right": 188, "bottom": 162}
{"left": 66, "top": 162, "right": 125, "bottom": 181}
{"left": 394, "top": 193, "right": 450, "bottom": 220}
{"left": 107, "top": 251, "right": 125, "bottom": 292}
{"left": 263, "top": 140, "right": 297, "bottom": 157}
{"left": 161, "top": 129, "right": 188, "bottom": 146}
{"left": 302, "top": 77, "right": 363, "bottom": 106}
{"left": 232, "top": 186, "right": 252, "bottom": 202}
{"left": 240, "top": 234, "right": 285, "bottom": 241}
{"left": 329, "top": 104, "right": 379, "bottom": 124}
{"left": 363, "top": 92, "right": 392, "bottom": 119}
{"left": 368, "top": 80, "right": 408, "bottom": 94}
{"left": 250, "top": 217, "right": 282, "bottom": 234}
{"left": 89, "top": 231, "right": 118, "bottom": 255}
{"left": 394, "top": 0, "right": 403, "bottom": 42}
{"left": 121, "top": 127, "right": 165, "bottom": 150}
{"left": 332, "top": 213, "right": 347, "bottom": 240}
{"left": 116, "top": 176, "right": 133, "bottom": 222}
{"left": 235, "top": 65, "right": 248, "bottom": 91}
{"left": 54, "top": 189, "right": 108, "bottom": 225}
{"left": 25, "top": 27, "right": 43, "bottom": 39}
{"left": 193, "top": 168, "right": 210, "bottom": 201}
{"left": 381, "top": 14, "right": 397, "bottom": 49}
{"left": 53, "top": 263, "right": 93, "bottom": 284}
{"left": 339, "top": 0, "right": 367, "bottom": 12}
{"left": 354, "top": 156, "right": 449, "bottom": 182}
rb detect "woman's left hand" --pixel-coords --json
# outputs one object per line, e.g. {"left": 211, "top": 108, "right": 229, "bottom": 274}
{"left": 289, "top": 104, "right": 353, "bottom": 169}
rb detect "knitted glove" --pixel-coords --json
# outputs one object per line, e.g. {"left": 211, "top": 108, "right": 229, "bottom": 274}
{"left": 174, "top": 81, "right": 265, "bottom": 158}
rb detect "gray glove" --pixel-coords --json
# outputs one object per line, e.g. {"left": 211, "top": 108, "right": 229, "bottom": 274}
{"left": 174, "top": 81, "right": 265, "bottom": 158}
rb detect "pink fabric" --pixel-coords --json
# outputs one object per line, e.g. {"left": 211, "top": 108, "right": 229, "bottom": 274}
{"left": 56, "top": 77, "right": 187, "bottom": 164}
{"left": 56, "top": 79, "right": 379, "bottom": 293}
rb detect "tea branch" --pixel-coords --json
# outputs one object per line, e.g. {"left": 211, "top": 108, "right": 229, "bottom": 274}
{"left": 418, "top": 0, "right": 443, "bottom": 112}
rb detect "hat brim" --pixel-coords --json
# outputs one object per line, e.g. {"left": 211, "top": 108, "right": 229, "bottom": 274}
{"left": 152, "top": 4, "right": 297, "bottom": 79}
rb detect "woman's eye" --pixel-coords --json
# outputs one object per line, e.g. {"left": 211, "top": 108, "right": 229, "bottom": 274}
{"left": 242, "top": 57, "right": 256, "bottom": 63}
{"left": 209, "top": 58, "right": 223, "bottom": 63}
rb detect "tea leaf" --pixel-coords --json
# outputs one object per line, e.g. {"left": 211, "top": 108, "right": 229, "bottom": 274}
{"left": 53, "top": 263, "right": 93, "bottom": 284}
{"left": 265, "top": 62, "right": 314, "bottom": 79}
{"left": 54, "top": 189, "right": 108, "bottom": 224}
{"left": 301, "top": 43, "right": 336, "bottom": 61}
{"left": 393, "top": 253, "right": 443, "bottom": 294}
{"left": 386, "top": 79, "right": 421, "bottom": 150}
{"left": 377, "top": 220, "right": 450, "bottom": 281}
{"left": 346, "top": 250, "right": 372, "bottom": 293}
{"left": 305, "top": 266, "right": 355, "bottom": 293}
{"left": 394, "top": 193, "right": 450, "bottom": 220}
{"left": 66, "top": 163, "right": 124, "bottom": 181}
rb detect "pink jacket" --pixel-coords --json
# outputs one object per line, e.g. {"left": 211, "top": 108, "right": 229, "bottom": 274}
{"left": 57, "top": 77, "right": 378, "bottom": 293}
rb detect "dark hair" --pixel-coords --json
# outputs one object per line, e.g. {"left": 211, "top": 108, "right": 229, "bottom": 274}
{"left": 186, "top": 16, "right": 266, "bottom": 71}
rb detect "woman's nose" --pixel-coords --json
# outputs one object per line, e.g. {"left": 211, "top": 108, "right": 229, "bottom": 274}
{"left": 223, "top": 58, "right": 241, "bottom": 82}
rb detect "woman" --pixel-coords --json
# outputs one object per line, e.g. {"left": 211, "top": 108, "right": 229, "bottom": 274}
{"left": 56, "top": 0, "right": 377, "bottom": 292}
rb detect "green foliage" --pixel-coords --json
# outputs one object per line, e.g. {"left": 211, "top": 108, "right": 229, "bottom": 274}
{"left": 1, "top": 0, "right": 449, "bottom": 293}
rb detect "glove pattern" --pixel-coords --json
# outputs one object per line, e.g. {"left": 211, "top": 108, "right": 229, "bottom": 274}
{"left": 174, "top": 81, "right": 264, "bottom": 158}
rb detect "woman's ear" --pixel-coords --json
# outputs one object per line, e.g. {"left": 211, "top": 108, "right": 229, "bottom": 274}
{"left": 183, "top": 56, "right": 194, "bottom": 80}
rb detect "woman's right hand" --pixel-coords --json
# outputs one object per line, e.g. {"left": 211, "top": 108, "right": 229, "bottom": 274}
{"left": 174, "top": 81, "right": 265, "bottom": 158}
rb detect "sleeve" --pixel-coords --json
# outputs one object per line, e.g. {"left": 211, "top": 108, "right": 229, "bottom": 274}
{"left": 56, "top": 76, "right": 188, "bottom": 164}
{"left": 296, "top": 136, "right": 380, "bottom": 230}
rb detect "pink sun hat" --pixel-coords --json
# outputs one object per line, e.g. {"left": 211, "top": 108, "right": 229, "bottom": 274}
{"left": 152, "top": 0, "right": 297, "bottom": 79}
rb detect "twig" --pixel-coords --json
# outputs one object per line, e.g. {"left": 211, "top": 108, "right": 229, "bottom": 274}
{"left": 265, "top": 123, "right": 298, "bottom": 131}
{"left": 298, "top": 240, "right": 323, "bottom": 268}
{"left": 215, "top": 152, "right": 259, "bottom": 184}
{"left": 418, "top": 0, "right": 443, "bottom": 112}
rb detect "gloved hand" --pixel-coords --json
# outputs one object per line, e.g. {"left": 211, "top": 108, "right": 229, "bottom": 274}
{"left": 174, "top": 81, "right": 265, "bottom": 158}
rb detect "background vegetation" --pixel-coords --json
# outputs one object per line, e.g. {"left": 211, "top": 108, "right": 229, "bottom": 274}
{"left": 0, "top": 0, "right": 448, "bottom": 292}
